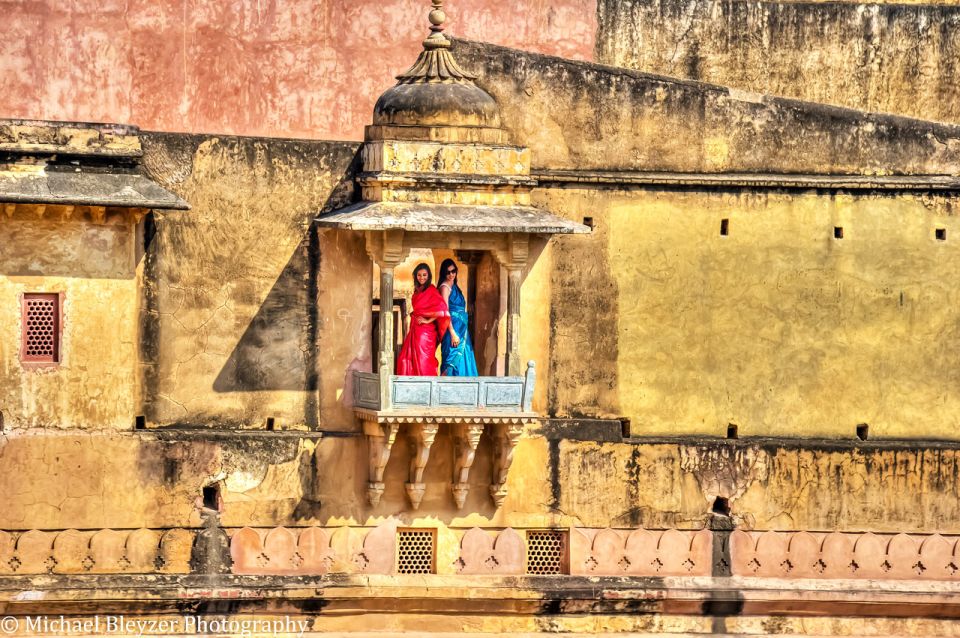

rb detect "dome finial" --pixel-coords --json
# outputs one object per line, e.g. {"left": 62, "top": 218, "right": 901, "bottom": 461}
{"left": 424, "top": 0, "right": 448, "bottom": 49}
{"left": 394, "top": 0, "right": 476, "bottom": 84}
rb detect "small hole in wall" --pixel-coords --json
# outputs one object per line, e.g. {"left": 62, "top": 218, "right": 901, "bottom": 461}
{"left": 134, "top": 415, "right": 146, "bottom": 430}
{"left": 720, "top": 219, "right": 729, "bottom": 236}
{"left": 266, "top": 417, "right": 276, "bottom": 431}
{"left": 202, "top": 484, "right": 221, "bottom": 511}
{"left": 619, "top": 418, "right": 631, "bottom": 439}
{"left": 582, "top": 217, "right": 594, "bottom": 229}
{"left": 712, "top": 496, "right": 731, "bottom": 517}
{"left": 727, "top": 424, "right": 738, "bottom": 439}
{"left": 936, "top": 228, "right": 947, "bottom": 241}
{"left": 834, "top": 227, "right": 844, "bottom": 239}
{"left": 856, "top": 424, "right": 869, "bottom": 441}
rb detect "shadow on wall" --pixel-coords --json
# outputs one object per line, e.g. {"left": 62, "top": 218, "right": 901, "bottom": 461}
{"left": 212, "top": 232, "right": 319, "bottom": 394}
{"left": 212, "top": 152, "right": 361, "bottom": 398}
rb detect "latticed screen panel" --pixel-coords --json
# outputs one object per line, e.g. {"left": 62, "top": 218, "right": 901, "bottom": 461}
{"left": 526, "top": 530, "right": 567, "bottom": 575}
{"left": 396, "top": 529, "right": 436, "bottom": 574}
{"left": 22, "top": 294, "right": 60, "bottom": 363}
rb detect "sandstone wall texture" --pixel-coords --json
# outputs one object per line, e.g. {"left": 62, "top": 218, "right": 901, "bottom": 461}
{"left": 0, "top": 218, "right": 138, "bottom": 430}
{"left": 1, "top": 429, "right": 958, "bottom": 534}
{"left": 0, "top": 0, "right": 595, "bottom": 142}
{"left": 595, "top": 0, "right": 960, "bottom": 124}
{"left": 538, "top": 187, "right": 960, "bottom": 439}
{"left": 445, "top": 42, "right": 960, "bottom": 437}
{"left": 139, "top": 132, "right": 360, "bottom": 430}
{"left": 455, "top": 39, "right": 960, "bottom": 175}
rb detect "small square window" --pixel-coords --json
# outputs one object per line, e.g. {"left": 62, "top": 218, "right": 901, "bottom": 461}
{"left": 396, "top": 529, "right": 436, "bottom": 574}
{"left": 525, "top": 530, "right": 568, "bottom": 575}
{"left": 21, "top": 293, "right": 61, "bottom": 364}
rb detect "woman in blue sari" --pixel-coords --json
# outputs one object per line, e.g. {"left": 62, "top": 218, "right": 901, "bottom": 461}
{"left": 438, "top": 258, "right": 478, "bottom": 376}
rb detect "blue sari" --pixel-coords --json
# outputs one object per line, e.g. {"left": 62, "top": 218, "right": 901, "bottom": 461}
{"left": 440, "top": 283, "right": 478, "bottom": 376}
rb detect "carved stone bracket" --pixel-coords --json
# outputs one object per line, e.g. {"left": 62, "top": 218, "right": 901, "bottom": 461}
{"left": 451, "top": 423, "right": 485, "bottom": 509}
{"left": 490, "top": 422, "right": 524, "bottom": 508}
{"left": 361, "top": 415, "right": 534, "bottom": 510}
{"left": 364, "top": 420, "right": 399, "bottom": 507}
{"left": 405, "top": 423, "right": 439, "bottom": 510}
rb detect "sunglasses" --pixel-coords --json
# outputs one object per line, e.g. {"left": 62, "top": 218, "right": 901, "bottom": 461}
{"left": 446, "top": 268, "right": 457, "bottom": 274}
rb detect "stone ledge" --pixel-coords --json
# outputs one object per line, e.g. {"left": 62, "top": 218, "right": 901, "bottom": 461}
{"left": 1, "top": 573, "right": 960, "bottom": 619}
{"left": 0, "top": 119, "right": 141, "bottom": 157}
{"left": 532, "top": 169, "right": 960, "bottom": 191}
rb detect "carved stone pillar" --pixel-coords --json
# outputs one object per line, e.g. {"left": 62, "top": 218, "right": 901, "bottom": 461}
{"left": 379, "top": 265, "right": 395, "bottom": 365}
{"left": 364, "top": 420, "right": 399, "bottom": 507}
{"left": 451, "top": 423, "right": 485, "bottom": 508}
{"left": 406, "top": 423, "right": 439, "bottom": 510}
{"left": 490, "top": 422, "right": 524, "bottom": 508}
{"left": 505, "top": 266, "right": 522, "bottom": 376}
{"left": 494, "top": 234, "right": 529, "bottom": 377}
{"left": 365, "top": 229, "right": 408, "bottom": 410}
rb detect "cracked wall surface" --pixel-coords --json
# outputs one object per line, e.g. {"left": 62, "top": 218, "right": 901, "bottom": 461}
{"left": 596, "top": 0, "right": 960, "bottom": 125}
{"left": 554, "top": 439, "right": 960, "bottom": 533}
{"left": 0, "top": 432, "right": 322, "bottom": 529}
{"left": 139, "top": 132, "right": 359, "bottom": 430}
{"left": 2, "top": 429, "right": 959, "bottom": 536}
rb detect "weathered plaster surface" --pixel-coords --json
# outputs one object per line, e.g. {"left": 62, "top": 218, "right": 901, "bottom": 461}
{"left": 535, "top": 187, "right": 960, "bottom": 439}
{"left": 0, "top": 0, "right": 595, "bottom": 142}
{"left": 0, "top": 219, "right": 137, "bottom": 430}
{"left": 555, "top": 438, "right": 960, "bottom": 534}
{"left": 140, "top": 132, "right": 358, "bottom": 430}
{"left": 2, "top": 428, "right": 959, "bottom": 537}
{"left": 596, "top": 0, "right": 960, "bottom": 124}
{"left": 0, "top": 432, "right": 316, "bottom": 528}
{"left": 454, "top": 39, "right": 960, "bottom": 175}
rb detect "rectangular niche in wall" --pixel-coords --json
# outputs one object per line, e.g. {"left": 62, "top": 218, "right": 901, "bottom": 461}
{"left": 21, "top": 293, "right": 61, "bottom": 364}
{"left": 396, "top": 529, "right": 436, "bottom": 575}
{"left": 525, "top": 530, "right": 568, "bottom": 575}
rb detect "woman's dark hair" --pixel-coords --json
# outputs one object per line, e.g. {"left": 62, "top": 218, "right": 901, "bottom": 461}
{"left": 412, "top": 262, "right": 432, "bottom": 290}
{"left": 438, "top": 258, "right": 459, "bottom": 287}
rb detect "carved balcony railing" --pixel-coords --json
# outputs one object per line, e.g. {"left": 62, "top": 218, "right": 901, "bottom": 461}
{"left": 352, "top": 362, "right": 537, "bottom": 510}
{"left": 352, "top": 362, "right": 535, "bottom": 413}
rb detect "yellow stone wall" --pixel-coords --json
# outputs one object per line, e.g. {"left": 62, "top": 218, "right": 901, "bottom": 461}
{"left": 534, "top": 187, "right": 960, "bottom": 439}
{"left": 0, "top": 216, "right": 138, "bottom": 430}
{"left": 139, "top": 133, "right": 360, "bottom": 431}
{"left": 3, "top": 132, "right": 958, "bottom": 544}
{"left": 595, "top": 0, "right": 960, "bottom": 125}
{"left": 2, "top": 429, "right": 959, "bottom": 535}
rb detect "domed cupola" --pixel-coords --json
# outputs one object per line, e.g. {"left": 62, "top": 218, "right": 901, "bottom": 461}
{"left": 367, "top": 0, "right": 507, "bottom": 144}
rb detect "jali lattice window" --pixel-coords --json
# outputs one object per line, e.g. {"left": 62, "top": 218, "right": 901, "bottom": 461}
{"left": 526, "top": 530, "right": 568, "bottom": 575}
{"left": 21, "top": 293, "right": 61, "bottom": 364}
{"left": 396, "top": 529, "right": 436, "bottom": 574}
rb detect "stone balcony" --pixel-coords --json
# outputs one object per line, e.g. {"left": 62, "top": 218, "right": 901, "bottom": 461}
{"left": 352, "top": 362, "right": 538, "bottom": 510}
{"left": 352, "top": 361, "right": 535, "bottom": 413}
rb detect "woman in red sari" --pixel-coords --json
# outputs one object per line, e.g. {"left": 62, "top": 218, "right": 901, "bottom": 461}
{"left": 396, "top": 263, "right": 451, "bottom": 376}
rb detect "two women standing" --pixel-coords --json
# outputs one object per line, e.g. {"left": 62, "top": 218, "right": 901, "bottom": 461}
{"left": 395, "top": 259, "right": 478, "bottom": 377}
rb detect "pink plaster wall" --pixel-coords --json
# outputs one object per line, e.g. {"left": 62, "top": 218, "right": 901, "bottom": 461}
{"left": 0, "top": 0, "right": 596, "bottom": 141}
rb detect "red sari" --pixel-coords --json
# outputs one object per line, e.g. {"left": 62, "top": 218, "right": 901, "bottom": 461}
{"left": 396, "top": 285, "right": 450, "bottom": 376}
